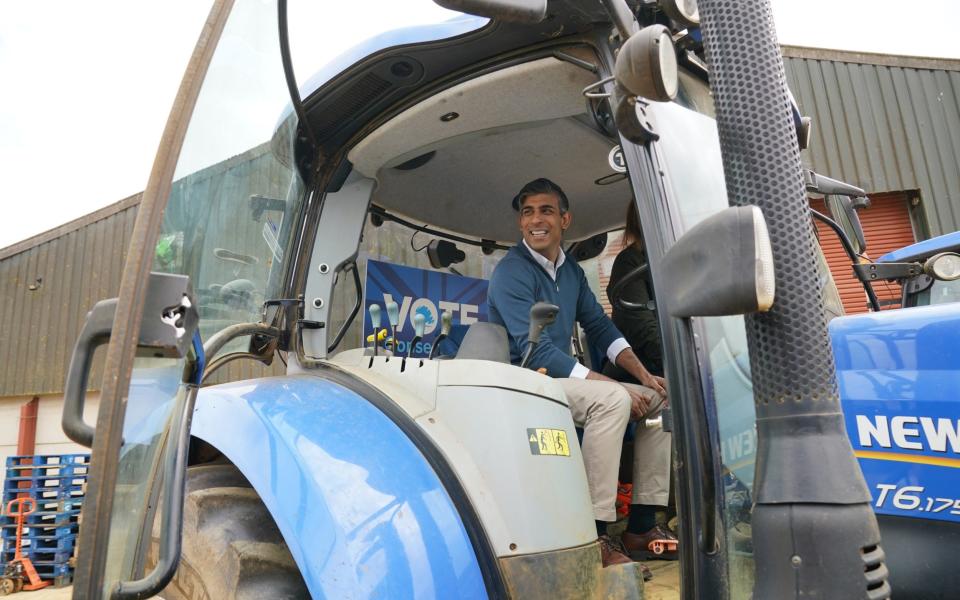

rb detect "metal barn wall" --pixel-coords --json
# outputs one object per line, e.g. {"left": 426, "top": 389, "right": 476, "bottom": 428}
{"left": 783, "top": 46, "right": 960, "bottom": 237}
{"left": 0, "top": 196, "right": 139, "bottom": 398}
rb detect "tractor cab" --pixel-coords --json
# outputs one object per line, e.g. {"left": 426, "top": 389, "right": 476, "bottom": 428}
{"left": 65, "top": 1, "right": 889, "bottom": 599}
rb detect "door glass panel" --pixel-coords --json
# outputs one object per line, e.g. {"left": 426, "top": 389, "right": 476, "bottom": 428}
{"left": 101, "top": 0, "right": 303, "bottom": 592}
{"left": 650, "top": 92, "right": 756, "bottom": 598}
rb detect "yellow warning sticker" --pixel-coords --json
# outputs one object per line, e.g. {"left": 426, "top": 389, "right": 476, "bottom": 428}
{"left": 528, "top": 428, "right": 571, "bottom": 457}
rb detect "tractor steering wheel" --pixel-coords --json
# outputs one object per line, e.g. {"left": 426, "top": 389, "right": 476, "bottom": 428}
{"left": 607, "top": 262, "right": 654, "bottom": 312}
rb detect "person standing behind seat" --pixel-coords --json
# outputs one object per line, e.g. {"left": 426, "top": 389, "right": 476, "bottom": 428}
{"left": 606, "top": 203, "right": 663, "bottom": 379}
{"left": 605, "top": 203, "right": 679, "bottom": 560}
{"left": 487, "top": 178, "right": 676, "bottom": 567}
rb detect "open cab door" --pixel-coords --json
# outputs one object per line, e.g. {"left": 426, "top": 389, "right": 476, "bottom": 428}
{"left": 66, "top": 1, "right": 307, "bottom": 596}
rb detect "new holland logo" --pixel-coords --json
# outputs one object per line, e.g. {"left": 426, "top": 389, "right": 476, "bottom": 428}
{"left": 856, "top": 415, "right": 960, "bottom": 454}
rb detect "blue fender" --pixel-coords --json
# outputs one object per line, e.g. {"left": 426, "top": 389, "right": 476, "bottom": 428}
{"left": 190, "top": 373, "right": 488, "bottom": 599}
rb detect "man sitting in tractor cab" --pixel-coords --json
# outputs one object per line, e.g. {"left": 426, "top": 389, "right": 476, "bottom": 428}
{"left": 488, "top": 178, "right": 677, "bottom": 568}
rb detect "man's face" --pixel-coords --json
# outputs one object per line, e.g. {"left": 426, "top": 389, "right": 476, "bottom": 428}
{"left": 518, "top": 192, "right": 571, "bottom": 260}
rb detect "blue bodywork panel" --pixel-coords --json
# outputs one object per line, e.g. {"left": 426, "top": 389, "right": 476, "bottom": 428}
{"left": 190, "top": 375, "right": 487, "bottom": 599}
{"left": 830, "top": 304, "right": 960, "bottom": 523}
{"left": 877, "top": 231, "right": 960, "bottom": 263}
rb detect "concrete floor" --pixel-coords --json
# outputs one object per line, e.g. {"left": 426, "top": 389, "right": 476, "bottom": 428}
{"left": 6, "top": 585, "right": 72, "bottom": 599}
{"left": 23, "top": 571, "right": 675, "bottom": 600}
{"left": 15, "top": 569, "right": 676, "bottom": 599}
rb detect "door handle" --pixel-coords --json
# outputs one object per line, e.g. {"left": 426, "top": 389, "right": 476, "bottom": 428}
{"left": 62, "top": 299, "right": 117, "bottom": 447}
{"left": 61, "top": 272, "right": 199, "bottom": 447}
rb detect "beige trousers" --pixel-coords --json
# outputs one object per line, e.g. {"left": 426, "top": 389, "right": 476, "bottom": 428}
{"left": 559, "top": 378, "right": 672, "bottom": 522}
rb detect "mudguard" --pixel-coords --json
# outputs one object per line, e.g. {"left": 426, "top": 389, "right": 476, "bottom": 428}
{"left": 190, "top": 373, "right": 489, "bottom": 599}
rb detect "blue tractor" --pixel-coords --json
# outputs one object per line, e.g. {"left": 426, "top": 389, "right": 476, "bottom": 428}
{"left": 815, "top": 194, "right": 960, "bottom": 599}
{"left": 60, "top": 0, "right": 907, "bottom": 598}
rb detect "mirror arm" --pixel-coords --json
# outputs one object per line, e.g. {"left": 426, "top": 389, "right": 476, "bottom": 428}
{"left": 809, "top": 208, "right": 881, "bottom": 312}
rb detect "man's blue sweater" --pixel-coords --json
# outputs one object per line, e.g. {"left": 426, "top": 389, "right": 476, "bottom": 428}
{"left": 488, "top": 242, "right": 624, "bottom": 377}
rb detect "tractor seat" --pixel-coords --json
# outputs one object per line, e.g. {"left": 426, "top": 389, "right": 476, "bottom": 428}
{"left": 453, "top": 322, "right": 510, "bottom": 363}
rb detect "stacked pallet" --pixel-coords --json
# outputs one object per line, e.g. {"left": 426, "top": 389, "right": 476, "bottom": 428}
{"left": 1, "top": 454, "right": 89, "bottom": 588}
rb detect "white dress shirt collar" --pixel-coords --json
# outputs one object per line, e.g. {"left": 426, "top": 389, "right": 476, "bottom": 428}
{"left": 522, "top": 239, "right": 566, "bottom": 282}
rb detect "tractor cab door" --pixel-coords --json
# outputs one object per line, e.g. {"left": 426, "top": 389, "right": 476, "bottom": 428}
{"left": 66, "top": 1, "right": 305, "bottom": 596}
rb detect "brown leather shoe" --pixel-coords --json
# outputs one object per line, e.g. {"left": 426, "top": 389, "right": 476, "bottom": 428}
{"left": 599, "top": 536, "right": 654, "bottom": 580}
{"left": 599, "top": 534, "right": 633, "bottom": 567}
{"left": 622, "top": 524, "right": 679, "bottom": 561}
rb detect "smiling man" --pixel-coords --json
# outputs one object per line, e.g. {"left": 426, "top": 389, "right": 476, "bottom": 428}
{"left": 488, "top": 178, "right": 677, "bottom": 569}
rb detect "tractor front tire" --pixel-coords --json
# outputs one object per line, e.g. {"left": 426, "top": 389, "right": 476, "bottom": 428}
{"left": 154, "top": 463, "right": 309, "bottom": 600}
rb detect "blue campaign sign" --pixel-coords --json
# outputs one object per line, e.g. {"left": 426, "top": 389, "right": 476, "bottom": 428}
{"left": 364, "top": 260, "right": 489, "bottom": 357}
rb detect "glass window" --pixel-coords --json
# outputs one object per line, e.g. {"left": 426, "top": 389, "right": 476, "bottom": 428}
{"left": 911, "top": 278, "right": 960, "bottom": 306}
{"left": 103, "top": 1, "right": 303, "bottom": 592}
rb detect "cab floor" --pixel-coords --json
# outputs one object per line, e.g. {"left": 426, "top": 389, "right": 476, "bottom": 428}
{"left": 643, "top": 560, "right": 681, "bottom": 600}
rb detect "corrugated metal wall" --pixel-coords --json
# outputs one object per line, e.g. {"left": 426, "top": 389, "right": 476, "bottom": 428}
{"left": 0, "top": 196, "right": 139, "bottom": 397}
{"left": 783, "top": 46, "right": 960, "bottom": 236}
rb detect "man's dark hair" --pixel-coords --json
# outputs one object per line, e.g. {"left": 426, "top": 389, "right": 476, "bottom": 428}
{"left": 511, "top": 178, "right": 570, "bottom": 213}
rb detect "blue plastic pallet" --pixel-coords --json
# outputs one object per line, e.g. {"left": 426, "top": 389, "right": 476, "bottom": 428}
{"left": 1, "top": 487, "right": 85, "bottom": 504}
{"left": 2, "top": 548, "right": 72, "bottom": 565}
{"left": 3, "top": 533, "right": 75, "bottom": 551}
{"left": 0, "top": 510, "right": 80, "bottom": 529}
{"left": 1, "top": 524, "right": 79, "bottom": 541}
{"left": 25, "top": 561, "right": 72, "bottom": 579}
{"left": 5, "top": 455, "right": 89, "bottom": 478}
{"left": 6, "top": 454, "right": 90, "bottom": 468}
{"left": 5, "top": 455, "right": 90, "bottom": 479}
{"left": 3, "top": 476, "right": 86, "bottom": 490}
{"left": 3, "top": 488, "right": 85, "bottom": 505}
{"left": 3, "top": 493, "right": 83, "bottom": 506}
{"left": 4, "top": 465, "right": 89, "bottom": 480}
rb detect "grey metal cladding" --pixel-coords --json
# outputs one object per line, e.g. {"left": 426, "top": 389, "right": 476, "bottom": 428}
{"left": 784, "top": 46, "right": 960, "bottom": 236}
{"left": 0, "top": 197, "right": 139, "bottom": 397}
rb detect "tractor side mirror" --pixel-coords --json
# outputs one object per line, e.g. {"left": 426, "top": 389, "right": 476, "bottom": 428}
{"left": 825, "top": 195, "right": 868, "bottom": 255}
{"left": 804, "top": 170, "right": 870, "bottom": 254}
{"left": 660, "top": 205, "right": 776, "bottom": 317}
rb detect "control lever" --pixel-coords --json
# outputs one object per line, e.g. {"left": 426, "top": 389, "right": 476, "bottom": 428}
{"left": 406, "top": 313, "right": 426, "bottom": 363}
{"left": 519, "top": 302, "right": 560, "bottom": 369}
{"left": 386, "top": 301, "right": 399, "bottom": 355}
{"left": 428, "top": 311, "right": 453, "bottom": 359}
{"left": 368, "top": 303, "right": 382, "bottom": 357}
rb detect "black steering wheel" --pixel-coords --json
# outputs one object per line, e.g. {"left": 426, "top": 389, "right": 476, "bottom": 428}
{"left": 607, "top": 262, "right": 655, "bottom": 312}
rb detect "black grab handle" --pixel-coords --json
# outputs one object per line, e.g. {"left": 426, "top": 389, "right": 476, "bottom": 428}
{"left": 62, "top": 298, "right": 117, "bottom": 447}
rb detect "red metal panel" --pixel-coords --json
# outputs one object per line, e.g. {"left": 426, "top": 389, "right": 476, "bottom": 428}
{"left": 811, "top": 192, "right": 917, "bottom": 314}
